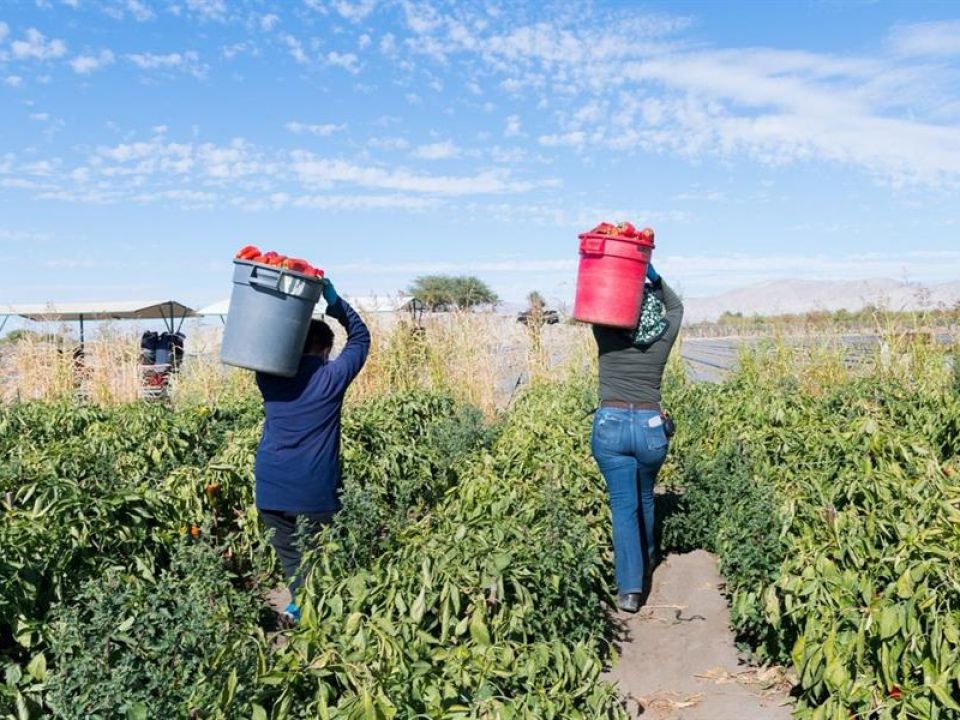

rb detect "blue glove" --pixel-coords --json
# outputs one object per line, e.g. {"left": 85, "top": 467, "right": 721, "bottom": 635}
{"left": 646, "top": 263, "right": 660, "bottom": 282}
{"left": 322, "top": 278, "right": 338, "bottom": 306}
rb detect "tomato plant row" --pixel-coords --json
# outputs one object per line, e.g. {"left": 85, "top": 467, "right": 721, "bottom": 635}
{"left": 0, "top": 381, "right": 626, "bottom": 719}
{"left": 662, "top": 347, "right": 960, "bottom": 718}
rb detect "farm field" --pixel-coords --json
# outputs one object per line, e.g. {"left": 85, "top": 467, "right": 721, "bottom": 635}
{"left": 1, "top": 325, "right": 959, "bottom": 718}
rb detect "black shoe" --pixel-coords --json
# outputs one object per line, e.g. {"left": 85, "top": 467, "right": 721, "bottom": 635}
{"left": 617, "top": 592, "right": 642, "bottom": 614}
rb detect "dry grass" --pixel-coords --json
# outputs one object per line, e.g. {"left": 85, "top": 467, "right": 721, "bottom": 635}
{"left": 345, "top": 312, "right": 591, "bottom": 415}
{"left": 0, "top": 325, "right": 143, "bottom": 404}
{"left": 0, "top": 334, "right": 75, "bottom": 403}
{"left": 0, "top": 314, "right": 594, "bottom": 412}
{"left": 5, "top": 310, "right": 951, "bottom": 410}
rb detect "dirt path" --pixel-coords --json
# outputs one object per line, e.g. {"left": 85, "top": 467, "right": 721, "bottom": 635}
{"left": 604, "top": 550, "right": 794, "bottom": 719}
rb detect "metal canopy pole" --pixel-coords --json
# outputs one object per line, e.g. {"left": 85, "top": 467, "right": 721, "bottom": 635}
{"left": 0, "top": 315, "right": 9, "bottom": 336}
{"left": 79, "top": 314, "right": 85, "bottom": 350}
{"left": 175, "top": 308, "right": 188, "bottom": 334}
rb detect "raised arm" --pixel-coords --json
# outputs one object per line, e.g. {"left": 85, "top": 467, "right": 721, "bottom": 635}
{"left": 323, "top": 281, "right": 371, "bottom": 385}
{"left": 648, "top": 263, "right": 683, "bottom": 343}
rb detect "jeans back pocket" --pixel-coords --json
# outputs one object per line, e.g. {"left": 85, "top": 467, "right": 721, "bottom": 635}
{"left": 592, "top": 411, "right": 626, "bottom": 453}
{"left": 644, "top": 423, "right": 669, "bottom": 451}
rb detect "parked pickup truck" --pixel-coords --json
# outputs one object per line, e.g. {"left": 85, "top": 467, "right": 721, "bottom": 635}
{"left": 517, "top": 309, "right": 560, "bottom": 326}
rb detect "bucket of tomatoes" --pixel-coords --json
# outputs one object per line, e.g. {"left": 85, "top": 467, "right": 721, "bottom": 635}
{"left": 221, "top": 245, "right": 327, "bottom": 377}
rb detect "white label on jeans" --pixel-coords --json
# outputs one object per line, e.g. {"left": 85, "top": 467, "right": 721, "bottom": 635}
{"left": 647, "top": 415, "right": 663, "bottom": 427}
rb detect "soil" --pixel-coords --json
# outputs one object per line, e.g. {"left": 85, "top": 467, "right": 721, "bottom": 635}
{"left": 604, "top": 550, "right": 794, "bottom": 719}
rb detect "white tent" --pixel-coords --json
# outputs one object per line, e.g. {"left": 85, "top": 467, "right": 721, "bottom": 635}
{"left": 349, "top": 295, "right": 422, "bottom": 314}
{"left": 196, "top": 298, "right": 331, "bottom": 321}
{"left": 0, "top": 299, "right": 196, "bottom": 344}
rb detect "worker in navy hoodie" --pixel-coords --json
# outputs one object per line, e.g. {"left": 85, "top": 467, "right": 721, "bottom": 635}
{"left": 255, "top": 279, "right": 370, "bottom": 623}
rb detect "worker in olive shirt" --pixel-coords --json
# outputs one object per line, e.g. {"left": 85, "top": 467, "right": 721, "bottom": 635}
{"left": 255, "top": 278, "right": 370, "bottom": 623}
{"left": 591, "top": 262, "right": 683, "bottom": 614}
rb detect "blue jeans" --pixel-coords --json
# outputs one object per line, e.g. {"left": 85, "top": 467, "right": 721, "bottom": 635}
{"left": 590, "top": 408, "right": 669, "bottom": 594}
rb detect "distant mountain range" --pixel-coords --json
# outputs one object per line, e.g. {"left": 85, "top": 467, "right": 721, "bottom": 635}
{"left": 681, "top": 279, "right": 960, "bottom": 324}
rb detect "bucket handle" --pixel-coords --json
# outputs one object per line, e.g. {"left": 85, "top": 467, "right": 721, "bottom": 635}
{"left": 580, "top": 236, "right": 605, "bottom": 255}
{"left": 249, "top": 267, "right": 284, "bottom": 291}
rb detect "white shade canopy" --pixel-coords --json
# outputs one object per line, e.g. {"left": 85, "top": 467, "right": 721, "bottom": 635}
{"left": 0, "top": 299, "right": 196, "bottom": 322}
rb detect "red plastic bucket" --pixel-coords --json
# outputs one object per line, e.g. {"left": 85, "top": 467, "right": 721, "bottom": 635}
{"left": 573, "top": 230, "right": 654, "bottom": 328}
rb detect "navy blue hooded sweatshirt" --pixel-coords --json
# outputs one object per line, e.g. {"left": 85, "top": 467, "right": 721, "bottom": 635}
{"left": 254, "top": 297, "right": 370, "bottom": 513}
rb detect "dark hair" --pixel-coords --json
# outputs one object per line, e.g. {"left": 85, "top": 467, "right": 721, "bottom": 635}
{"left": 303, "top": 319, "right": 334, "bottom": 356}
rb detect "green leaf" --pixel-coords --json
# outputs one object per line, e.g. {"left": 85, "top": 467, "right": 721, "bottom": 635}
{"left": 4, "top": 663, "right": 22, "bottom": 686}
{"left": 410, "top": 586, "right": 427, "bottom": 624}
{"left": 895, "top": 570, "right": 914, "bottom": 600}
{"left": 878, "top": 606, "right": 901, "bottom": 640}
{"left": 126, "top": 702, "right": 148, "bottom": 720}
{"left": 469, "top": 606, "right": 491, "bottom": 647}
{"left": 25, "top": 654, "right": 46, "bottom": 683}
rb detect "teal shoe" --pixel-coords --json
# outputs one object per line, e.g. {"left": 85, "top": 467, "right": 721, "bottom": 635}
{"left": 282, "top": 601, "right": 301, "bottom": 624}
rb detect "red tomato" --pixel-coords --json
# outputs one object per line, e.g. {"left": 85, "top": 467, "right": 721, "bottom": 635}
{"left": 283, "top": 258, "right": 310, "bottom": 273}
{"left": 235, "top": 245, "right": 260, "bottom": 260}
{"left": 590, "top": 222, "right": 617, "bottom": 235}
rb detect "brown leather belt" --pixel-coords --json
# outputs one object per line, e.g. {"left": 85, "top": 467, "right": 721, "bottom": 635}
{"left": 600, "top": 400, "right": 660, "bottom": 410}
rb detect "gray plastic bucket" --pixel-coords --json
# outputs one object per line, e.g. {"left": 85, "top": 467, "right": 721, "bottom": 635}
{"left": 220, "top": 260, "right": 324, "bottom": 377}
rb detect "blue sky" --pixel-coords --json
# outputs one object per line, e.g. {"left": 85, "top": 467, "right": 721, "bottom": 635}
{"left": 0, "top": 0, "right": 958, "bottom": 312}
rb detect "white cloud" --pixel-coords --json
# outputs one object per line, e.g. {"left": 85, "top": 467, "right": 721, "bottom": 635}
{"left": 22, "top": 159, "right": 57, "bottom": 176}
{"left": 890, "top": 20, "right": 960, "bottom": 57}
{"left": 221, "top": 42, "right": 250, "bottom": 59}
{"left": 538, "top": 131, "right": 586, "bottom": 148}
{"left": 127, "top": 51, "right": 206, "bottom": 78}
{"left": 1, "top": 177, "right": 58, "bottom": 190}
{"left": 285, "top": 121, "right": 346, "bottom": 136}
{"left": 332, "top": 0, "right": 377, "bottom": 22}
{"left": 504, "top": 115, "right": 521, "bottom": 137}
{"left": 259, "top": 13, "right": 279, "bottom": 31}
{"left": 383, "top": 6, "right": 960, "bottom": 188}
{"left": 291, "top": 154, "right": 554, "bottom": 195}
{"left": 185, "top": 0, "right": 227, "bottom": 20}
{"left": 10, "top": 28, "right": 67, "bottom": 60}
{"left": 379, "top": 33, "right": 396, "bottom": 56}
{"left": 131, "top": 189, "right": 217, "bottom": 208}
{"left": 286, "top": 193, "right": 436, "bottom": 210}
{"left": 490, "top": 146, "right": 526, "bottom": 163}
{"left": 0, "top": 22, "right": 9, "bottom": 44}
{"left": 358, "top": 33, "right": 371, "bottom": 49}
{"left": 29, "top": 112, "right": 49, "bottom": 121}
{"left": 283, "top": 35, "right": 309, "bottom": 64}
{"left": 411, "top": 140, "right": 460, "bottom": 159}
{"left": 327, "top": 51, "right": 360, "bottom": 73}
{"left": 367, "top": 136, "right": 410, "bottom": 150}
{"left": 4, "top": 76, "right": 23, "bottom": 87}
{"left": 339, "top": 257, "right": 577, "bottom": 275}
{"left": 125, "top": 0, "right": 155, "bottom": 21}
{"left": 673, "top": 189, "right": 725, "bottom": 202}
{"left": 70, "top": 49, "right": 115, "bottom": 74}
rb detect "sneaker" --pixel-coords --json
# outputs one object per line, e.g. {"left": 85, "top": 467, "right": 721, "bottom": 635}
{"left": 617, "top": 593, "right": 642, "bottom": 614}
{"left": 281, "top": 601, "right": 301, "bottom": 625}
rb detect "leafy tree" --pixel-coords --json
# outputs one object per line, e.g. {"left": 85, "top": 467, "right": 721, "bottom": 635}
{"left": 408, "top": 275, "right": 499, "bottom": 311}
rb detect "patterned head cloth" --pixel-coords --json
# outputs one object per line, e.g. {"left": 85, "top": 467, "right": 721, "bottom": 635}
{"left": 626, "top": 284, "right": 670, "bottom": 349}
